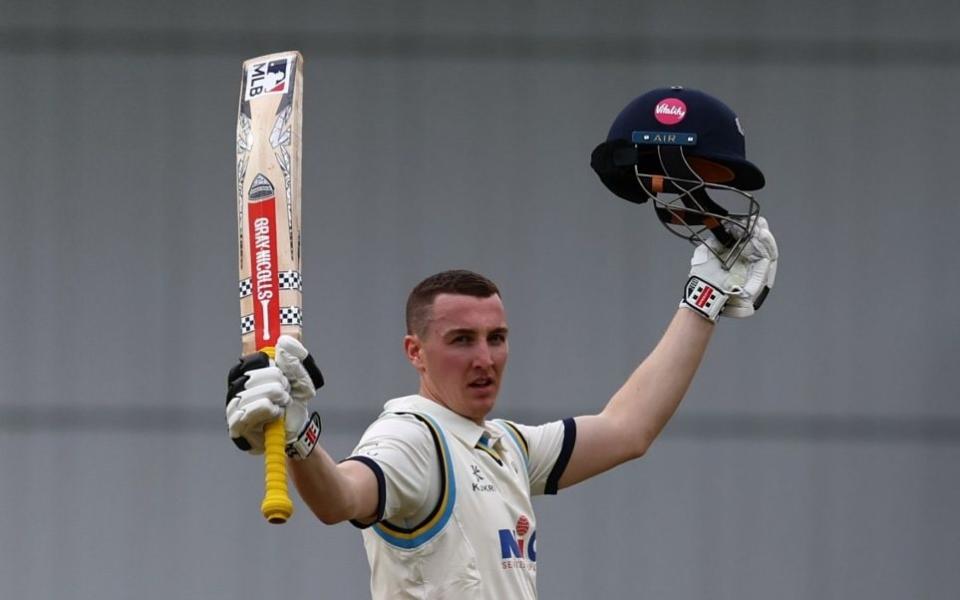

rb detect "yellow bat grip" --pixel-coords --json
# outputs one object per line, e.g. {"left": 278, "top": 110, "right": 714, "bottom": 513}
{"left": 259, "top": 346, "right": 294, "bottom": 524}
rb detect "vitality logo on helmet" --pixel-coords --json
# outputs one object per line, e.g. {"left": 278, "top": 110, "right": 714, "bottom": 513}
{"left": 654, "top": 98, "right": 687, "bottom": 124}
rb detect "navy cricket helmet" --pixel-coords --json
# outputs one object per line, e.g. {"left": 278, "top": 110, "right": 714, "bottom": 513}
{"left": 591, "top": 86, "right": 765, "bottom": 265}
{"left": 592, "top": 86, "right": 764, "bottom": 199}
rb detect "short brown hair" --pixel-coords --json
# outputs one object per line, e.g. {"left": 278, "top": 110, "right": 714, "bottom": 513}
{"left": 405, "top": 270, "right": 500, "bottom": 335}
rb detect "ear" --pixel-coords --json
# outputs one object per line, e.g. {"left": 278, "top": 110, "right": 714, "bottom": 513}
{"left": 404, "top": 334, "right": 426, "bottom": 372}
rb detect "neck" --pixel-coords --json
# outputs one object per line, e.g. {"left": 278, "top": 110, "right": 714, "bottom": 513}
{"left": 417, "top": 383, "right": 485, "bottom": 426}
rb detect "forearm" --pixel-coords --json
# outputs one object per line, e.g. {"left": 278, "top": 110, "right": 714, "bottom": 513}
{"left": 602, "top": 308, "right": 714, "bottom": 457}
{"left": 289, "top": 445, "right": 373, "bottom": 525}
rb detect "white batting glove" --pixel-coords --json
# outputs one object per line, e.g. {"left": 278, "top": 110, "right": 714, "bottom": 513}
{"left": 225, "top": 355, "right": 290, "bottom": 454}
{"left": 274, "top": 335, "right": 325, "bottom": 459}
{"left": 225, "top": 336, "right": 325, "bottom": 459}
{"left": 722, "top": 217, "right": 778, "bottom": 318}
{"left": 681, "top": 217, "right": 778, "bottom": 321}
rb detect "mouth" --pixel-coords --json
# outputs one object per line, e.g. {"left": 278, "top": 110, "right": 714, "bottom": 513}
{"left": 468, "top": 376, "right": 496, "bottom": 391}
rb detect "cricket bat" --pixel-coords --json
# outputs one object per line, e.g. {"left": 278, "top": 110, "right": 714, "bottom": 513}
{"left": 235, "top": 51, "right": 304, "bottom": 524}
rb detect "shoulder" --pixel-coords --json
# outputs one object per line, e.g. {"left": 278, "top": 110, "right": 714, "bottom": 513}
{"left": 494, "top": 418, "right": 570, "bottom": 445}
{"left": 491, "top": 418, "right": 577, "bottom": 495}
{"left": 359, "top": 411, "right": 434, "bottom": 445}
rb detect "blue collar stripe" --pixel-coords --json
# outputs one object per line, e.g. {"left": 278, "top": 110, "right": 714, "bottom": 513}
{"left": 494, "top": 420, "right": 529, "bottom": 471}
{"left": 373, "top": 412, "right": 456, "bottom": 548}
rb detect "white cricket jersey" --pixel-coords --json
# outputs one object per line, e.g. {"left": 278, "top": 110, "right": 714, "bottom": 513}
{"left": 345, "top": 395, "right": 576, "bottom": 600}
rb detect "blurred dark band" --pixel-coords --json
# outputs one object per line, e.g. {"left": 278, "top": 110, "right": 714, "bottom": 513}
{"left": 1, "top": 27, "right": 959, "bottom": 66}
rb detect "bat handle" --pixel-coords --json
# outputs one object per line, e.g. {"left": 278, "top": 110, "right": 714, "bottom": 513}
{"left": 259, "top": 346, "right": 294, "bottom": 524}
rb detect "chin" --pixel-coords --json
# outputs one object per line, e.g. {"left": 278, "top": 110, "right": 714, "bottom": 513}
{"left": 450, "top": 390, "right": 489, "bottom": 414}
{"left": 467, "top": 390, "right": 498, "bottom": 415}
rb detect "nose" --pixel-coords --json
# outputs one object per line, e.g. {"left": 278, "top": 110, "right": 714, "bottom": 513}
{"left": 472, "top": 341, "right": 494, "bottom": 368}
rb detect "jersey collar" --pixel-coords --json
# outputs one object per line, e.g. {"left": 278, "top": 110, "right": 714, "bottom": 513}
{"left": 383, "top": 394, "right": 504, "bottom": 448}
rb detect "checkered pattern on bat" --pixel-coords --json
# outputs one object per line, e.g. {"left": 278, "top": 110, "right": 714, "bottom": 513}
{"left": 240, "top": 314, "right": 255, "bottom": 334}
{"left": 240, "top": 306, "right": 303, "bottom": 334}
{"left": 280, "top": 306, "right": 303, "bottom": 326}
{"left": 238, "top": 271, "right": 302, "bottom": 298}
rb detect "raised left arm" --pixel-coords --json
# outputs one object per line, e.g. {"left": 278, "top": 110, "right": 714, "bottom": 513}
{"left": 558, "top": 308, "right": 712, "bottom": 488}
{"left": 557, "top": 218, "right": 778, "bottom": 489}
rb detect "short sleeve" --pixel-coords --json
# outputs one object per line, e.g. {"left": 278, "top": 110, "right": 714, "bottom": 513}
{"left": 345, "top": 413, "right": 441, "bottom": 525}
{"left": 499, "top": 417, "right": 576, "bottom": 496}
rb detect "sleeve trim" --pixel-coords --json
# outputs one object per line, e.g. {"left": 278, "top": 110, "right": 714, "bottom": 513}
{"left": 342, "top": 456, "right": 386, "bottom": 529}
{"left": 544, "top": 417, "right": 577, "bottom": 495}
{"left": 371, "top": 412, "right": 457, "bottom": 549}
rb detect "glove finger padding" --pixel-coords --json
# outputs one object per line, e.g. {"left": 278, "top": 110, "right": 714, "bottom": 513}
{"left": 274, "top": 335, "right": 325, "bottom": 444}
{"left": 766, "top": 255, "right": 778, "bottom": 289}
{"left": 723, "top": 218, "right": 778, "bottom": 317}
{"left": 746, "top": 220, "right": 777, "bottom": 287}
{"left": 690, "top": 241, "right": 747, "bottom": 294}
{"left": 740, "top": 257, "right": 770, "bottom": 300}
{"left": 739, "top": 221, "right": 776, "bottom": 295}
{"left": 226, "top": 396, "right": 267, "bottom": 453}
{"left": 275, "top": 335, "right": 324, "bottom": 400}
{"left": 225, "top": 357, "right": 291, "bottom": 453}
{"left": 227, "top": 351, "right": 269, "bottom": 388}
{"left": 755, "top": 218, "right": 779, "bottom": 290}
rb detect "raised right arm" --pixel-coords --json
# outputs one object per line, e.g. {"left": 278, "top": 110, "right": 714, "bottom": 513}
{"left": 289, "top": 449, "right": 381, "bottom": 525}
{"left": 225, "top": 335, "right": 382, "bottom": 525}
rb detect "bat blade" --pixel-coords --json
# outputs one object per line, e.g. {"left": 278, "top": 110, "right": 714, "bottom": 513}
{"left": 236, "top": 50, "right": 304, "bottom": 524}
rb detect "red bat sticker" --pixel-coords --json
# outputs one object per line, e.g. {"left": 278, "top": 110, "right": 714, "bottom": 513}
{"left": 247, "top": 174, "right": 281, "bottom": 349}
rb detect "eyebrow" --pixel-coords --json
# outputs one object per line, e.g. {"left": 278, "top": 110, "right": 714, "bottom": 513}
{"left": 443, "top": 327, "right": 509, "bottom": 337}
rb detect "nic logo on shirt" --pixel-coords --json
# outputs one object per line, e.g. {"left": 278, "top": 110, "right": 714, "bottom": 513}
{"left": 498, "top": 515, "right": 537, "bottom": 570}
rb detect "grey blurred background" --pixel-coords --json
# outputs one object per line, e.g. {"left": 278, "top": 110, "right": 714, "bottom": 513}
{"left": 1, "top": 1, "right": 958, "bottom": 598}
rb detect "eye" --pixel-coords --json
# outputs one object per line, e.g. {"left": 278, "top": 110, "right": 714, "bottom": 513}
{"left": 489, "top": 332, "right": 507, "bottom": 344}
{"left": 451, "top": 334, "right": 472, "bottom": 345}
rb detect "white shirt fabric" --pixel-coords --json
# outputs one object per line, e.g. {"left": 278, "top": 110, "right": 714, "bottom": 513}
{"left": 346, "top": 394, "right": 575, "bottom": 600}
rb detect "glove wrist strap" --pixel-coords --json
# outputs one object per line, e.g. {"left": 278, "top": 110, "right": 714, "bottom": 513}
{"left": 680, "top": 276, "right": 728, "bottom": 322}
{"left": 285, "top": 412, "right": 322, "bottom": 461}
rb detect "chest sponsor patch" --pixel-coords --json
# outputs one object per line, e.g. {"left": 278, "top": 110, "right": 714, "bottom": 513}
{"left": 499, "top": 515, "right": 537, "bottom": 570}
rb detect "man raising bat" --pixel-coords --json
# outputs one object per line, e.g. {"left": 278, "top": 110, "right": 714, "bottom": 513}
{"left": 226, "top": 87, "right": 779, "bottom": 599}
